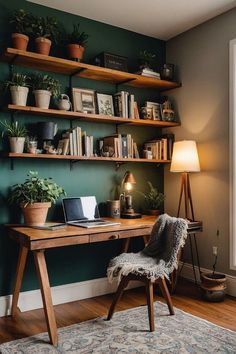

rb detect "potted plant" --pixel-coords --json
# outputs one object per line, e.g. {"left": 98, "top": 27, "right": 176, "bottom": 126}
{"left": 9, "top": 171, "right": 65, "bottom": 226}
{"left": 200, "top": 229, "right": 227, "bottom": 302}
{"left": 139, "top": 181, "right": 165, "bottom": 216}
{"left": 5, "top": 73, "right": 30, "bottom": 106}
{"left": 1, "top": 120, "right": 27, "bottom": 153}
{"left": 63, "top": 24, "right": 89, "bottom": 61}
{"left": 139, "top": 50, "right": 156, "bottom": 70}
{"left": 10, "top": 9, "right": 32, "bottom": 51}
{"left": 31, "top": 73, "right": 60, "bottom": 109}
{"left": 31, "top": 15, "right": 58, "bottom": 55}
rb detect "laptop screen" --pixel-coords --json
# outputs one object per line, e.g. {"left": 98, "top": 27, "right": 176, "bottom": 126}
{"left": 63, "top": 196, "right": 100, "bottom": 222}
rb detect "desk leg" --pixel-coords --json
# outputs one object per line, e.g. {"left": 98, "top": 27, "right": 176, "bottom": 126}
{"left": 11, "top": 245, "right": 28, "bottom": 317}
{"left": 122, "top": 238, "right": 131, "bottom": 252}
{"left": 33, "top": 250, "right": 58, "bottom": 346}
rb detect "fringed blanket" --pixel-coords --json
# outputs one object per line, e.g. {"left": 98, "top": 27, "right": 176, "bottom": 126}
{"left": 107, "top": 214, "right": 188, "bottom": 283}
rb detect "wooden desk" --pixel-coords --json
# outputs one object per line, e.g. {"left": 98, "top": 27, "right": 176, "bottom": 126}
{"left": 8, "top": 216, "right": 155, "bottom": 345}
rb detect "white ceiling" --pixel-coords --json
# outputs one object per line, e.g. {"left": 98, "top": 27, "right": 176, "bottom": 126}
{"left": 28, "top": 0, "right": 236, "bottom": 40}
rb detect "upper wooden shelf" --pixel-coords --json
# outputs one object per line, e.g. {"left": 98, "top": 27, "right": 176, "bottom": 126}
{"left": 8, "top": 105, "right": 180, "bottom": 128}
{"left": 2, "top": 48, "right": 181, "bottom": 90}
{"left": 2, "top": 152, "right": 170, "bottom": 164}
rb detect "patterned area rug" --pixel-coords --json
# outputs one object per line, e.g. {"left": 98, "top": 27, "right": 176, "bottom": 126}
{"left": 0, "top": 301, "right": 236, "bottom": 353}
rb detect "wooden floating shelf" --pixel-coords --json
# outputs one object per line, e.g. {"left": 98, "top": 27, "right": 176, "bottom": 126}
{"left": 8, "top": 105, "right": 180, "bottom": 128}
{"left": 2, "top": 152, "right": 170, "bottom": 164}
{"left": 2, "top": 48, "right": 181, "bottom": 90}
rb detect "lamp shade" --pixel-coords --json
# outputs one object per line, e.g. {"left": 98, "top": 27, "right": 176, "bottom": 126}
{"left": 170, "top": 140, "right": 200, "bottom": 172}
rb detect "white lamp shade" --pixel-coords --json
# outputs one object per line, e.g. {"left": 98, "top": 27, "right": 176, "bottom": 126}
{"left": 170, "top": 140, "right": 200, "bottom": 172}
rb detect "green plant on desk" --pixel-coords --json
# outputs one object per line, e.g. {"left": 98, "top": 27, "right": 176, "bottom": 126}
{"left": 138, "top": 181, "right": 165, "bottom": 215}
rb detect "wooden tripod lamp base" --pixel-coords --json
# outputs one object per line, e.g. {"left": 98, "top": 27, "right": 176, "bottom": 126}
{"left": 177, "top": 172, "right": 195, "bottom": 220}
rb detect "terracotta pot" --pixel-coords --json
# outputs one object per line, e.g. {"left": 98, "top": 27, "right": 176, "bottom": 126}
{"left": 9, "top": 137, "right": 25, "bottom": 153}
{"left": 21, "top": 202, "right": 51, "bottom": 226}
{"left": 147, "top": 209, "right": 161, "bottom": 216}
{"left": 12, "top": 33, "right": 29, "bottom": 51}
{"left": 66, "top": 44, "right": 85, "bottom": 61}
{"left": 10, "top": 86, "right": 29, "bottom": 106}
{"left": 35, "top": 37, "right": 52, "bottom": 55}
{"left": 200, "top": 272, "right": 226, "bottom": 302}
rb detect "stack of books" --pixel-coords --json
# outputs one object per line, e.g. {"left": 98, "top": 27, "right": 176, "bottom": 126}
{"left": 144, "top": 134, "right": 174, "bottom": 160}
{"left": 114, "top": 91, "right": 139, "bottom": 119}
{"left": 136, "top": 67, "right": 161, "bottom": 79}
{"left": 58, "top": 126, "right": 94, "bottom": 157}
{"left": 100, "top": 134, "right": 139, "bottom": 158}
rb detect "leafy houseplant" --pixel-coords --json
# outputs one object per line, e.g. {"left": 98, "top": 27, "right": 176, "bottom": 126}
{"left": 1, "top": 120, "right": 27, "bottom": 153}
{"left": 9, "top": 171, "right": 66, "bottom": 225}
{"left": 139, "top": 181, "right": 165, "bottom": 215}
{"left": 63, "top": 24, "right": 89, "bottom": 61}
{"left": 5, "top": 73, "right": 31, "bottom": 106}
{"left": 31, "top": 15, "right": 58, "bottom": 55}
{"left": 139, "top": 50, "right": 156, "bottom": 70}
{"left": 10, "top": 9, "right": 32, "bottom": 51}
{"left": 31, "top": 73, "right": 60, "bottom": 109}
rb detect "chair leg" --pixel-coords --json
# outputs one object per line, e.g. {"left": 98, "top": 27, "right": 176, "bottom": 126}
{"left": 145, "top": 280, "right": 155, "bottom": 332}
{"left": 107, "top": 276, "right": 129, "bottom": 321}
{"left": 158, "top": 278, "right": 175, "bottom": 315}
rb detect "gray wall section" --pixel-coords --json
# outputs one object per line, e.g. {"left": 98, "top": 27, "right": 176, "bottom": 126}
{"left": 165, "top": 8, "right": 236, "bottom": 276}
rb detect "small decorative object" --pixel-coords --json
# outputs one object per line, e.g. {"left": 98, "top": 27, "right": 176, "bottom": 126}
{"left": 5, "top": 73, "right": 30, "bottom": 106}
{"left": 97, "top": 93, "right": 114, "bottom": 116}
{"left": 200, "top": 229, "right": 226, "bottom": 302}
{"left": 0, "top": 120, "right": 27, "bottom": 153}
{"left": 58, "top": 94, "right": 71, "bottom": 111}
{"left": 93, "top": 52, "right": 128, "bottom": 72}
{"left": 143, "top": 148, "right": 153, "bottom": 159}
{"left": 72, "top": 88, "right": 96, "bottom": 113}
{"left": 107, "top": 200, "right": 120, "bottom": 218}
{"left": 120, "top": 171, "right": 141, "bottom": 219}
{"left": 140, "top": 107, "right": 152, "bottom": 120}
{"left": 161, "top": 98, "right": 175, "bottom": 122}
{"left": 138, "top": 50, "right": 156, "bottom": 70}
{"left": 62, "top": 24, "right": 89, "bottom": 61}
{"left": 31, "top": 73, "right": 60, "bottom": 109}
{"left": 26, "top": 136, "right": 38, "bottom": 154}
{"left": 145, "top": 101, "right": 162, "bottom": 120}
{"left": 138, "top": 181, "right": 165, "bottom": 216}
{"left": 8, "top": 171, "right": 65, "bottom": 226}
{"left": 31, "top": 15, "right": 58, "bottom": 55}
{"left": 37, "top": 122, "right": 57, "bottom": 148}
{"left": 161, "top": 63, "right": 175, "bottom": 81}
{"left": 10, "top": 9, "right": 32, "bottom": 51}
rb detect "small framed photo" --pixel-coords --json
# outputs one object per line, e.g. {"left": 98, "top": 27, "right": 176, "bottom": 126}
{"left": 72, "top": 88, "right": 97, "bottom": 114}
{"left": 96, "top": 93, "right": 114, "bottom": 116}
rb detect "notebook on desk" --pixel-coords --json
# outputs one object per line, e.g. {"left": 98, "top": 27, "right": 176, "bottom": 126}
{"left": 62, "top": 196, "right": 120, "bottom": 228}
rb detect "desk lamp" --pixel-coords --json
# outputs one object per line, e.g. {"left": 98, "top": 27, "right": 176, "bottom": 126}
{"left": 170, "top": 140, "right": 200, "bottom": 220}
{"left": 120, "top": 171, "right": 141, "bottom": 219}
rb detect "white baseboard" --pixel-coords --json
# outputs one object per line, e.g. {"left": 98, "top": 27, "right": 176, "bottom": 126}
{"left": 0, "top": 277, "right": 141, "bottom": 318}
{"left": 0, "top": 263, "right": 235, "bottom": 318}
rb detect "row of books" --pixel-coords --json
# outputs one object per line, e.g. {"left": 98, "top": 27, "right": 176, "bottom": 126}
{"left": 100, "top": 134, "right": 139, "bottom": 159}
{"left": 57, "top": 126, "right": 94, "bottom": 157}
{"left": 144, "top": 134, "right": 174, "bottom": 160}
{"left": 114, "top": 91, "right": 139, "bottom": 119}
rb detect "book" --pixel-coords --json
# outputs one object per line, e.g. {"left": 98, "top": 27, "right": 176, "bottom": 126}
{"left": 30, "top": 222, "right": 66, "bottom": 230}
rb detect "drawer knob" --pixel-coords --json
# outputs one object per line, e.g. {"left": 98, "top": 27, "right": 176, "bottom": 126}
{"left": 109, "top": 234, "right": 119, "bottom": 240}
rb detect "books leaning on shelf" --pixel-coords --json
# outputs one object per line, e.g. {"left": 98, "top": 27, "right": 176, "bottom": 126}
{"left": 58, "top": 126, "right": 94, "bottom": 157}
{"left": 144, "top": 134, "right": 174, "bottom": 160}
{"left": 114, "top": 91, "right": 136, "bottom": 119}
{"left": 101, "top": 134, "right": 139, "bottom": 158}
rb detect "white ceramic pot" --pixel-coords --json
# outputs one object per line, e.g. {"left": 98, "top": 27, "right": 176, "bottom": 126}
{"left": 34, "top": 90, "right": 51, "bottom": 109}
{"left": 10, "top": 86, "right": 29, "bottom": 106}
{"left": 9, "top": 137, "right": 25, "bottom": 153}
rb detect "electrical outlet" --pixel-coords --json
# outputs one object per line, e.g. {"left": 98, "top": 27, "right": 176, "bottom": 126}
{"left": 213, "top": 246, "right": 218, "bottom": 256}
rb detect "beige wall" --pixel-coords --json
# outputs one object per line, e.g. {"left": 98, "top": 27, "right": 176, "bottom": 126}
{"left": 165, "top": 8, "right": 236, "bottom": 275}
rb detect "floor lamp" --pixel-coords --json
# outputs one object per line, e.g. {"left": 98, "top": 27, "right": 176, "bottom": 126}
{"left": 170, "top": 140, "right": 201, "bottom": 289}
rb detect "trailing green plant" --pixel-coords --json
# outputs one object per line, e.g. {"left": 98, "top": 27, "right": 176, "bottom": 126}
{"left": 9, "top": 170, "right": 66, "bottom": 206}
{"left": 31, "top": 15, "right": 58, "bottom": 41}
{"left": 138, "top": 181, "right": 165, "bottom": 210}
{"left": 0, "top": 120, "right": 27, "bottom": 137}
{"left": 139, "top": 50, "right": 156, "bottom": 68}
{"left": 30, "top": 73, "right": 60, "bottom": 98}
{"left": 10, "top": 9, "right": 32, "bottom": 35}
{"left": 4, "top": 73, "right": 31, "bottom": 89}
{"left": 63, "top": 24, "right": 89, "bottom": 46}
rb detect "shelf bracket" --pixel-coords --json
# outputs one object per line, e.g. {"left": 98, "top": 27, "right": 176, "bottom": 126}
{"left": 115, "top": 161, "right": 125, "bottom": 170}
{"left": 117, "top": 78, "right": 136, "bottom": 86}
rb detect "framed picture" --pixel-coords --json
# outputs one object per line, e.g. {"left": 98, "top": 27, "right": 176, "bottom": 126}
{"left": 96, "top": 93, "right": 114, "bottom": 116}
{"left": 145, "top": 101, "right": 162, "bottom": 120}
{"left": 72, "top": 88, "right": 97, "bottom": 114}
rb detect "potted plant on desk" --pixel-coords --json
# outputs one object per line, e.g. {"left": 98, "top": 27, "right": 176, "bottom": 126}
{"left": 9, "top": 171, "right": 66, "bottom": 226}
{"left": 139, "top": 181, "right": 165, "bottom": 216}
{"left": 10, "top": 9, "right": 32, "bottom": 51}
{"left": 1, "top": 120, "right": 27, "bottom": 153}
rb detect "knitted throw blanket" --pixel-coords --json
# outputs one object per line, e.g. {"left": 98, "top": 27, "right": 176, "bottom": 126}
{"left": 107, "top": 214, "right": 188, "bottom": 283}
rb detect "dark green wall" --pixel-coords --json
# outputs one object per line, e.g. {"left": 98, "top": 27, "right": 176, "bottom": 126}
{"left": 0, "top": 0, "right": 166, "bottom": 296}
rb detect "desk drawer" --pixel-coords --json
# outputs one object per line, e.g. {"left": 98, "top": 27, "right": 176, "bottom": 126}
{"left": 90, "top": 231, "right": 120, "bottom": 243}
{"left": 118, "top": 227, "right": 152, "bottom": 239}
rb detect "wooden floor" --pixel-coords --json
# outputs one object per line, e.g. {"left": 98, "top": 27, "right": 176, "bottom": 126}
{"left": 0, "top": 278, "right": 236, "bottom": 344}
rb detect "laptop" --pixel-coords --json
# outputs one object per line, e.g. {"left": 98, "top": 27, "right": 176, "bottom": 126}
{"left": 62, "top": 196, "right": 121, "bottom": 228}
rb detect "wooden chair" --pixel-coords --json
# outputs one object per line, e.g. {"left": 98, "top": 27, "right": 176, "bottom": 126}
{"left": 107, "top": 273, "right": 174, "bottom": 331}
